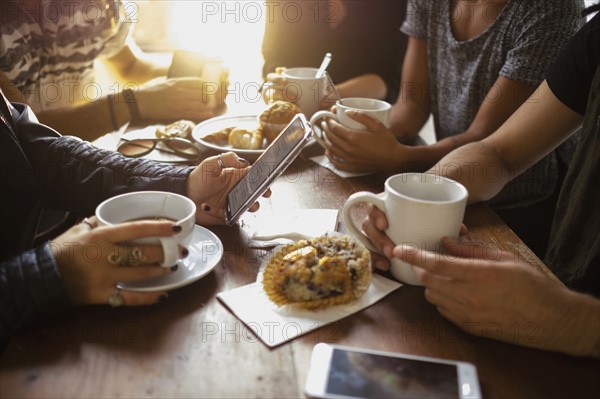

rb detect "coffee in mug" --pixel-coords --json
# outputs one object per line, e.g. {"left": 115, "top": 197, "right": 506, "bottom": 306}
{"left": 96, "top": 191, "right": 196, "bottom": 267}
{"left": 342, "top": 173, "right": 468, "bottom": 285}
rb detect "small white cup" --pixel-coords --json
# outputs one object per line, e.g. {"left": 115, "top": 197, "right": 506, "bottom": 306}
{"left": 279, "top": 67, "right": 328, "bottom": 118}
{"left": 309, "top": 97, "right": 391, "bottom": 146}
{"left": 343, "top": 173, "right": 468, "bottom": 285}
{"left": 96, "top": 191, "right": 196, "bottom": 267}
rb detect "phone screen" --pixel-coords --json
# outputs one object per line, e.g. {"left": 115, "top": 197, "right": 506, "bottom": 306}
{"left": 225, "top": 115, "right": 310, "bottom": 225}
{"left": 326, "top": 348, "right": 459, "bottom": 399}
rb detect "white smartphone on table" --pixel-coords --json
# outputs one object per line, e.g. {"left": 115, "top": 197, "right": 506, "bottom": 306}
{"left": 225, "top": 113, "right": 312, "bottom": 226}
{"left": 305, "top": 343, "right": 481, "bottom": 399}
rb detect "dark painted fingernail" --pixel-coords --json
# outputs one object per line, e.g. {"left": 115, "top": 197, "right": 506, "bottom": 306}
{"left": 172, "top": 225, "right": 182, "bottom": 233}
{"left": 202, "top": 204, "right": 211, "bottom": 212}
{"left": 181, "top": 248, "right": 189, "bottom": 258}
{"left": 159, "top": 294, "right": 169, "bottom": 303}
{"left": 170, "top": 265, "right": 179, "bottom": 272}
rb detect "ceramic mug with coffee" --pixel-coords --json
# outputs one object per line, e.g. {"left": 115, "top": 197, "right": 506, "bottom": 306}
{"left": 342, "top": 173, "right": 468, "bottom": 285}
{"left": 96, "top": 191, "right": 196, "bottom": 267}
{"left": 309, "top": 97, "right": 392, "bottom": 146}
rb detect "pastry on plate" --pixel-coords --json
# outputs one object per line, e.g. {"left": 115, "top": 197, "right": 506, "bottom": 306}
{"left": 228, "top": 127, "right": 264, "bottom": 150}
{"left": 202, "top": 127, "right": 233, "bottom": 146}
{"left": 156, "top": 119, "right": 196, "bottom": 139}
{"left": 262, "top": 235, "right": 371, "bottom": 310}
{"left": 259, "top": 100, "right": 301, "bottom": 143}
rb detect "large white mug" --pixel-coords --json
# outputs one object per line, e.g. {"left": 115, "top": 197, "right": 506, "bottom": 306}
{"left": 310, "top": 97, "right": 391, "bottom": 146}
{"left": 279, "top": 67, "right": 328, "bottom": 118}
{"left": 96, "top": 191, "right": 196, "bottom": 267}
{"left": 343, "top": 173, "right": 468, "bottom": 285}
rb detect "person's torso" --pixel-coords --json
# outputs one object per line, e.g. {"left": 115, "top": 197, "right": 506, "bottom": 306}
{"left": 0, "top": 0, "right": 129, "bottom": 112}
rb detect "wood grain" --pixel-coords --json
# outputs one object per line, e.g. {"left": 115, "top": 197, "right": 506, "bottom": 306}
{"left": 1, "top": 151, "right": 597, "bottom": 399}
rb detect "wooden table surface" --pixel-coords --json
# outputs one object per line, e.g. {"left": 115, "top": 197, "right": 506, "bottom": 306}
{"left": 1, "top": 146, "right": 598, "bottom": 399}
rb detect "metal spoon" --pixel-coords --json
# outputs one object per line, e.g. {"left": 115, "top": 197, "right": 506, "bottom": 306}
{"left": 316, "top": 52, "right": 332, "bottom": 78}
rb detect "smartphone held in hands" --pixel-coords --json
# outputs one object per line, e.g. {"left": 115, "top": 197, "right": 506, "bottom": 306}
{"left": 304, "top": 343, "right": 482, "bottom": 399}
{"left": 224, "top": 113, "right": 312, "bottom": 226}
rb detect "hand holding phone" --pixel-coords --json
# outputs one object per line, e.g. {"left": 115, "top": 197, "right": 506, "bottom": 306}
{"left": 225, "top": 113, "right": 312, "bottom": 225}
{"left": 305, "top": 343, "right": 481, "bottom": 399}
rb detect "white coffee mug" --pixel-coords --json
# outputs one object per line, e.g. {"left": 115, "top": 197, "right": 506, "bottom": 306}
{"left": 310, "top": 97, "right": 391, "bottom": 146}
{"left": 280, "top": 67, "right": 328, "bottom": 118}
{"left": 343, "top": 173, "right": 468, "bottom": 285}
{"left": 96, "top": 191, "right": 196, "bottom": 267}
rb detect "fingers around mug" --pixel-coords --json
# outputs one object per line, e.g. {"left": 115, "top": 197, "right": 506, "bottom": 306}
{"left": 159, "top": 237, "right": 181, "bottom": 268}
{"left": 342, "top": 192, "right": 386, "bottom": 253}
{"left": 309, "top": 110, "right": 337, "bottom": 147}
{"left": 371, "top": 252, "right": 391, "bottom": 271}
{"left": 345, "top": 110, "right": 386, "bottom": 132}
{"left": 98, "top": 220, "right": 177, "bottom": 243}
{"left": 362, "top": 215, "right": 394, "bottom": 258}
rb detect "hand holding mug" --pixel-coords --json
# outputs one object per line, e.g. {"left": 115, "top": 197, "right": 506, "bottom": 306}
{"left": 343, "top": 173, "right": 468, "bottom": 285}
{"left": 51, "top": 217, "right": 183, "bottom": 306}
{"left": 262, "top": 67, "right": 328, "bottom": 117}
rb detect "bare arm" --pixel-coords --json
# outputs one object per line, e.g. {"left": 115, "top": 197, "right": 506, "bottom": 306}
{"left": 102, "top": 41, "right": 168, "bottom": 84}
{"left": 388, "top": 36, "right": 431, "bottom": 142}
{"left": 336, "top": 74, "right": 387, "bottom": 100}
{"left": 0, "top": 70, "right": 126, "bottom": 139}
{"left": 414, "top": 76, "right": 537, "bottom": 168}
{"left": 428, "top": 81, "right": 583, "bottom": 204}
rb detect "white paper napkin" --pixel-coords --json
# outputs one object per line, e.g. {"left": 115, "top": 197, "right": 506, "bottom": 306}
{"left": 217, "top": 273, "right": 402, "bottom": 348}
{"left": 310, "top": 155, "right": 374, "bottom": 178}
{"left": 246, "top": 209, "right": 339, "bottom": 247}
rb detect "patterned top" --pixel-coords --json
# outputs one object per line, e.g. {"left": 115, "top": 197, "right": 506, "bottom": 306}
{"left": 401, "top": 0, "right": 584, "bottom": 208}
{"left": 0, "top": 0, "right": 130, "bottom": 112}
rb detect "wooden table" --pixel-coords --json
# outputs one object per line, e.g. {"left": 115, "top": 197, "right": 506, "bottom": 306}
{"left": 1, "top": 147, "right": 598, "bottom": 399}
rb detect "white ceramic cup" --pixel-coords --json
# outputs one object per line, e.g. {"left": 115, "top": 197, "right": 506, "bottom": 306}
{"left": 96, "top": 191, "right": 196, "bottom": 267}
{"left": 343, "top": 173, "right": 468, "bottom": 285}
{"left": 280, "top": 67, "right": 328, "bottom": 118}
{"left": 309, "top": 97, "right": 391, "bottom": 146}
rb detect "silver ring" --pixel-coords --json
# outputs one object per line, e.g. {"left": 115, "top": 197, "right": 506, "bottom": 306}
{"left": 107, "top": 288, "right": 125, "bottom": 308}
{"left": 81, "top": 217, "right": 95, "bottom": 229}
{"left": 216, "top": 153, "right": 225, "bottom": 170}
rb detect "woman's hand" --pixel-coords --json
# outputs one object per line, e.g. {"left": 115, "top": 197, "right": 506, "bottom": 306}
{"left": 51, "top": 217, "right": 186, "bottom": 307}
{"left": 135, "top": 76, "right": 227, "bottom": 122}
{"left": 321, "top": 111, "right": 410, "bottom": 173}
{"left": 186, "top": 152, "right": 271, "bottom": 225}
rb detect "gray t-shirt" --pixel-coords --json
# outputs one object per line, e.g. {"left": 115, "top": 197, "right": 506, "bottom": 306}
{"left": 401, "top": 0, "right": 584, "bottom": 208}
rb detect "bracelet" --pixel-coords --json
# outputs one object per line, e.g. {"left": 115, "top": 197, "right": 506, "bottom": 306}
{"left": 122, "top": 88, "right": 142, "bottom": 123}
{"left": 107, "top": 93, "right": 119, "bottom": 131}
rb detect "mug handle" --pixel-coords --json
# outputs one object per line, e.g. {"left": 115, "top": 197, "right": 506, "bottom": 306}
{"left": 159, "top": 236, "right": 180, "bottom": 268}
{"left": 309, "top": 110, "right": 337, "bottom": 147}
{"left": 342, "top": 191, "right": 387, "bottom": 254}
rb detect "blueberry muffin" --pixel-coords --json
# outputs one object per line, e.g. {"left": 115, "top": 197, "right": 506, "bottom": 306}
{"left": 262, "top": 235, "right": 371, "bottom": 310}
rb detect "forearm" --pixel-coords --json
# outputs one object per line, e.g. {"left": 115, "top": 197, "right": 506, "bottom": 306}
{"left": 337, "top": 74, "right": 387, "bottom": 101}
{"left": 544, "top": 289, "right": 600, "bottom": 358}
{"left": 36, "top": 95, "right": 132, "bottom": 140}
{"left": 389, "top": 100, "right": 430, "bottom": 143}
{"left": 426, "top": 140, "right": 512, "bottom": 204}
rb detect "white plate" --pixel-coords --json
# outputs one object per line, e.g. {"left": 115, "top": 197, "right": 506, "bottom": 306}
{"left": 192, "top": 114, "right": 314, "bottom": 162}
{"left": 117, "top": 225, "right": 223, "bottom": 292}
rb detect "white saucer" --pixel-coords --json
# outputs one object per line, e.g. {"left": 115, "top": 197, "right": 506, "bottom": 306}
{"left": 117, "top": 225, "right": 223, "bottom": 292}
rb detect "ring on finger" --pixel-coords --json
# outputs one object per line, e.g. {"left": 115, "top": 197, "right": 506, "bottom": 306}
{"left": 107, "top": 288, "right": 125, "bottom": 308}
{"left": 107, "top": 245, "right": 146, "bottom": 266}
{"left": 81, "top": 217, "right": 95, "bottom": 229}
{"left": 216, "top": 153, "right": 225, "bottom": 170}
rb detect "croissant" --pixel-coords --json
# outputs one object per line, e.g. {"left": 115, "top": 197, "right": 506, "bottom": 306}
{"left": 228, "top": 127, "right": 264, "bottom": 149}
